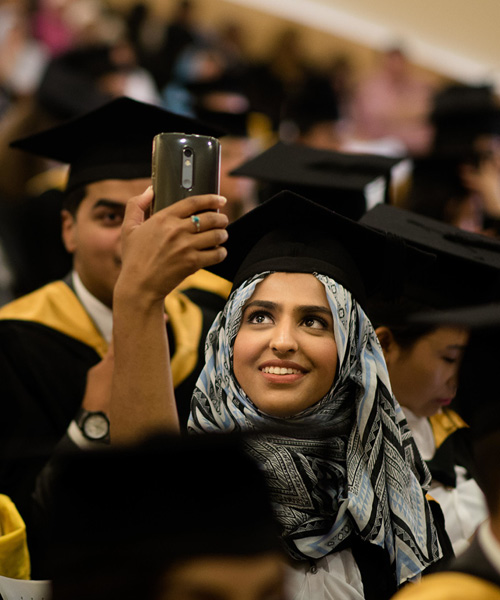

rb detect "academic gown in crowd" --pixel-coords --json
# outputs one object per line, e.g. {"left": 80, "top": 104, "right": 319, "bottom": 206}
{"left": 0, "top": 270, "right": 227, "bottom": 575}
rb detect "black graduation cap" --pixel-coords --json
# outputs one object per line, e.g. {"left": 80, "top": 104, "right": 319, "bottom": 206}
{"left": 47, "top": 432, "right": 282, "bottom": 594}
{"left": 36, "top": 43, "right": 129, "bottom": 121}
{"left": 207, "top": 190, "right": 434, "bottom": 308}
{"left": 281, "top": 74, "right": 340, "bottom": 134}
{"left": 360, "top": 203, "right": 500, "bottom": 308}
{"left": 405, "top": 153, "right": 472, "bottom": 222}
{"left": 430, "top": 84, "right": 500, "bottom": 155}
{"left": 409, "top": 302, "right": 500, "bottom": 440}
{"left": 186, "top": 73, "right": 252, "bottom": 137}
{"left": 196, "top": 107, "right": 250, "bottom": 138}
{"left": 229, "top": 141, "right": 401, "bottom": 220}
{"left": 10, "top": 96, "right": 224, "bottom": 192}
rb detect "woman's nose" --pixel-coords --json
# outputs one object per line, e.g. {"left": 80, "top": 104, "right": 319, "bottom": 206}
{"left": 270, "top": 320, "right": 298, "bottom": 353}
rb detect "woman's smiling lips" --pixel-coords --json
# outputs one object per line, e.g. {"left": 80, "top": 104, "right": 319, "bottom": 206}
{"left": 259, "top": 361, "right": 307, "bottom": 383}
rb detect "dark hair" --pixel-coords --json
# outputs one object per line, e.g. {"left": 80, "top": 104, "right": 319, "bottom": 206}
{"left": 366, "top": 296, "right": 438, "bottom": 349}
{"left": 62, "top": 185, "right": 86, "bottom": 216}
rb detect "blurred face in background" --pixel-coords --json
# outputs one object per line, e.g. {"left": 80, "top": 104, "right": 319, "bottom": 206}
{"left": 378, "top": 325, "right": 469, "bottom": 417}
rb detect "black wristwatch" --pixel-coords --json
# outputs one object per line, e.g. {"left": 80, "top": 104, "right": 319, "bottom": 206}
{"left": 75, "top": 409, "right": 110, "bottom": 442}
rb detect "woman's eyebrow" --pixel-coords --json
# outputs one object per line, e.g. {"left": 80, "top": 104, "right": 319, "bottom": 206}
{"left": 243, "top": 300, "right": 277, "bottom": 311}
{"left": 243, "top": 301, "right": 332, "bottom": 317}
{"left": 297, "top": 305, "right": 332, "bottom": 316}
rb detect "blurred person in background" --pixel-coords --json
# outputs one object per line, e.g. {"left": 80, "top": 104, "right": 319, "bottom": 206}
{"left": 405, "top": 84, "right": 500, "bottom": 236}
{"left": 347, "top": 46, "right": 437, "bottom": 157}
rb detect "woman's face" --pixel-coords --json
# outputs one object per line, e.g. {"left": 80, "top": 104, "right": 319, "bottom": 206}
{"left": 233, "top": 272, "right": 338, "bottom": 417}
{"left": 381, "top": 326, "right": 469, "bottom": 418}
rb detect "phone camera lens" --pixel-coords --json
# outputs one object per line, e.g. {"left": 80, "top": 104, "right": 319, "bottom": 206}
{"left": 184, "top": 148, "right": 192, "bottom": 158}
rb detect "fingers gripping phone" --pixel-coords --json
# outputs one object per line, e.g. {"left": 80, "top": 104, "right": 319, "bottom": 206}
{"left": 151, "top": 132, "right": 221, "bottom": 213}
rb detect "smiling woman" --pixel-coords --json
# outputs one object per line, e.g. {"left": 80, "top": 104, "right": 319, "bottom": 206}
{"left": 112, "top": 189, "right": 451, "bottom": 600}
{"left": 233, "top": 272, "right": 338, "bottom": 417}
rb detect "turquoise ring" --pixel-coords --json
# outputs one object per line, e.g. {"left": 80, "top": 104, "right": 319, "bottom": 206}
{"left": 191, "top": 214, "right": 201, "bottom": 233}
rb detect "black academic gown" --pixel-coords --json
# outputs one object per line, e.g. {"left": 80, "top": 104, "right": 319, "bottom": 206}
{"left": 0, "top": 273, "right": 227, "bottom": 574}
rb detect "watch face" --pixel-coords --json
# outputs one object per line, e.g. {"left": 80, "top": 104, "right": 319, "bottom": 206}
{"left": 83, "top": 413, "right": 110, "bottom": 440}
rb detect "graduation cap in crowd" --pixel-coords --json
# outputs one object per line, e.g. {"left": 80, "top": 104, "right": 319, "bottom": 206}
{"left": 230, "top": 141, "right": 402, "bottom": 220}
{"left": 409, "top": 302, "right": 500, "bottom": 441}
{"left": 10, "top": 96, "right": 224, "bottom": 192}
{"left": 36, "top": 43, "right": 131, "bottom": 120}
{"left": 360, "top": 203, "right": 500, "bottom": 312}
{"left": 47, "top": 432, "right": 282, "bottom": 599}
{"left": 186, "top": 74, "right": 252, "bottom": 138}
{"left": 405, "top": 153, "right": 473, "bottom": 222}
{"left": 430, "top": 84, "right": 500, "bottom": 155}
{"left": 207, "top": 190, "right": 434, "bottom": 307}
{"left": 280, "top": 74, "right": 340, "bottom": 136}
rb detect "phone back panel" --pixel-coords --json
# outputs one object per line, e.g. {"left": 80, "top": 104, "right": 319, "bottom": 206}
{"left": 152, "top": 132, "right": 220, "bottom": 212}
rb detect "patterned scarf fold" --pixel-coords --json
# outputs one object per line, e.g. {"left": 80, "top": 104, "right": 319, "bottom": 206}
{"left": 188, "top": 272, "right": 442, "bottom": 584}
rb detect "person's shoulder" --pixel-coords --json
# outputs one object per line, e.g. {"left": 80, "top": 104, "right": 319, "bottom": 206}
{"left": 0, "top": 280, "right": 71, "bottom": 321}
{"left": 394, "top": 572, "right": 500, "bottom": 600}
{"left": 0, "top": 280, "right": 107, "bottom": 357}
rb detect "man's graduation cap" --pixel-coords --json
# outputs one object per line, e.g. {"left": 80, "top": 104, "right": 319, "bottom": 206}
{"left": 229, "top": 141, "right": 401, "bottom": 220}
{"left": 10, "top": 96, "right": 224, "bottom": 192}
{"left": 360, "top": 203, "right": 500, "bottom": 309}
{"left": 207, "top": 190, "right": 434, "bottom": 307}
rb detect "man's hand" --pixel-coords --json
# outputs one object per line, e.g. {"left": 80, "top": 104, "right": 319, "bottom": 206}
{"left": 82, "top": 342, "right": 115, "bottom": 414}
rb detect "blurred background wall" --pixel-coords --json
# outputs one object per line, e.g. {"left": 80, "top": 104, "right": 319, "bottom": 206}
{"left": 107, "top": 0, "right": 500, "bottom": 89}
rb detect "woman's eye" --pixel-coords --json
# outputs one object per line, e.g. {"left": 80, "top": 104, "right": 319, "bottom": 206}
{"left": 248, "top": 312, "right": 272, "bottom": 324}
{"left": 303, "top": 316, "right": 327, "bottom": 329}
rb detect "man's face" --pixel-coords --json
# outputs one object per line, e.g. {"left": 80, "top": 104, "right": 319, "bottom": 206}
{"left": 62, "top": 178, "right": 151, "bottom": 307}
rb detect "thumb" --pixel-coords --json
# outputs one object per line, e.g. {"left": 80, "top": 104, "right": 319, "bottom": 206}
{"left": 123, "top": 186, "right": 154, "bottom": 233}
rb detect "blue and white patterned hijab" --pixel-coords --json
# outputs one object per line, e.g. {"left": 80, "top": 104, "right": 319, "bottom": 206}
{"left": 188, "top": 272, "right": 442, "bottom": 585}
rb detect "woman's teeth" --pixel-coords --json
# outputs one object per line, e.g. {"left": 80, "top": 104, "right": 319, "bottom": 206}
{"left": 262, "top": 366, "right": 301, "bottom": 375}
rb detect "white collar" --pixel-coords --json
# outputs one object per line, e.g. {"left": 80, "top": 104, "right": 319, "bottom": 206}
{"left": 478, "top": 519, "right": 500, "bottom": 576}
{"left": 71, "top": 271, "right": 113, "bottom": 344}
{"left": 402, "top": 407, "right": 436, "bottom": 461}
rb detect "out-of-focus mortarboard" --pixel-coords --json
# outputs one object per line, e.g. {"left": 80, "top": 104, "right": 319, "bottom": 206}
{"left": 47, "top": 432, "right": 282, "bottom": 598}
{"left": 430, "top": 84, "right": 500, "bottom": 155}
{"left": 280, "top": 74, "right": 339, "bottom": 135}
{"left": 207, "top": 190, "right": 434, "bottom": 307}
{"left": 196, "top": 107, "right": 250, "bottom": 138}
{"left": 360, "top": 203, "right": 500, "bottom": 311}
{"left": 10, "top": 96, "right": 224, "bottom": 192}
{"left": 409, "top": 302, "right": 500, "bottom": 441}
{"left": 405, "top": 153, "right": 472, "bottom": 222}
{"left": 186, "top": 74, "right": 252, "bottom": 137}
{"left": 230, "top": 141, "right": 402, "bottom": 220}
{"left": 36, "top": 43, "right": 129, "bottom": 120}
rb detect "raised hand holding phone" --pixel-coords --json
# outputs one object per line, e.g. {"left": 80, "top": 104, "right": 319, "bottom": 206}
{"left": 118, "top": 187, "right": 228, "bottom": 305}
